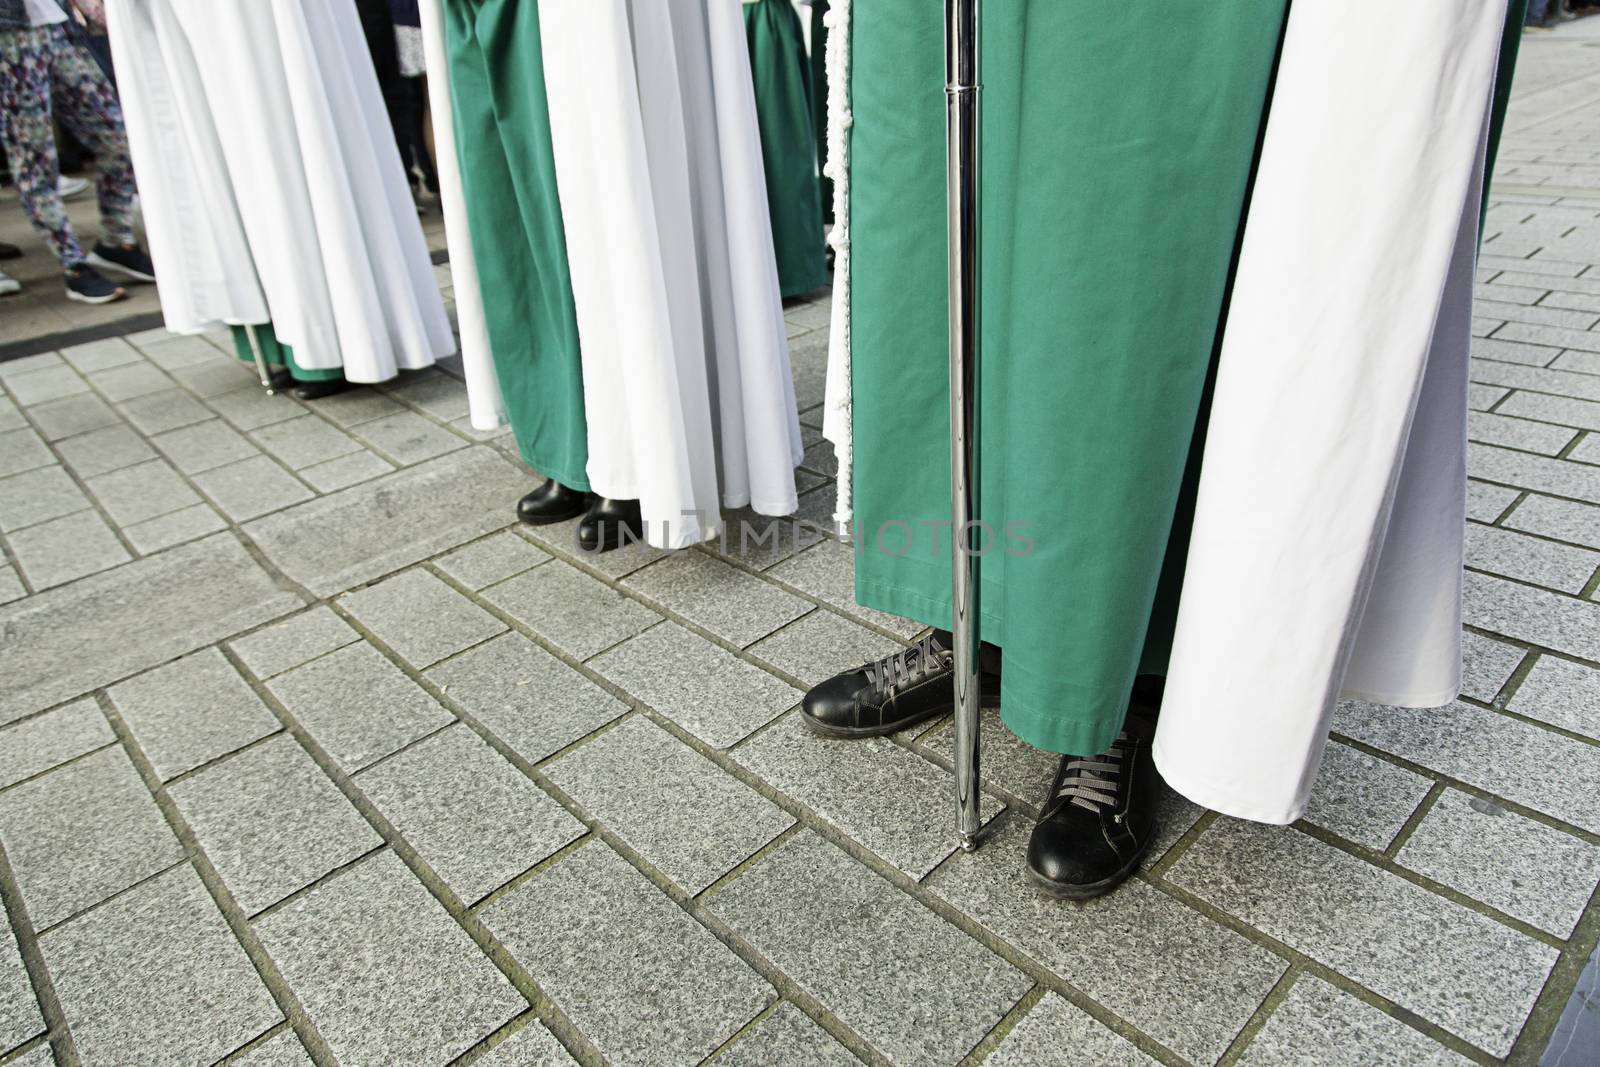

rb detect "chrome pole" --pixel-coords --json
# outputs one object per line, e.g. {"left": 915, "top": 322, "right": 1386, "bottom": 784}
{"left": 946, "top": 0, "right": 982, "bottom": 852}
{"left": 243, "top": 323, "right": 276, "bottom": 395}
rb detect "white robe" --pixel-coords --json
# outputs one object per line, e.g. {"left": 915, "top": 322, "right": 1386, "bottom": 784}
{"left": 1153, "top": 0, "right": 1508, "bottom": 824}
{"left": 538, "top": 0, "right": 802, "bottom": 550}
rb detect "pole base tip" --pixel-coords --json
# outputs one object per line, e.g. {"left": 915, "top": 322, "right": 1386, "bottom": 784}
{"left": 959, "top": 832, "right": 979, "bottom": 853}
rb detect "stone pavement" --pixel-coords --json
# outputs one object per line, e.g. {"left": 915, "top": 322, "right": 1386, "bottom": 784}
{"left": 1, "top": 23, "right": 1600, "bottom": 1067}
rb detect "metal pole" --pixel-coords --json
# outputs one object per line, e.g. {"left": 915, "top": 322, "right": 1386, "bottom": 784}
{"left": 946, "top": 0, "right": 982, "bottom": 852}
{"left": 243, "top": 323, "right": 276, "bottom": 395}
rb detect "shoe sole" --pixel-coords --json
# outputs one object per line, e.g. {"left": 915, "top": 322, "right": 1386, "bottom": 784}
{"left": 518, "top": 503, "right": 589, "bottom": 527}
{"left": 85, "top": 251, "right": 155, "bottom": 284}
{"left": 64, "top": 287, "right": 125, "bottom": 305}
{"left": 1024, "top": 838, "right": 1152, "bottom": 901}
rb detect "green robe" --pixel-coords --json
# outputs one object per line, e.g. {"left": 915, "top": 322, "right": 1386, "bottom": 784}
{"left": 441, "top": 0, "right": 590, "bottom": 490}
{"left": 229, "top": 323, "right": 340, "bottom": 382}
{"left": 809, "top": 0, "right": 831, "bottom": 226}
{"left": 848, "top": 3, "right": 1290, "bottom": 757}
{"left": 744, "top": 0, "right": 828, "bottom": 298}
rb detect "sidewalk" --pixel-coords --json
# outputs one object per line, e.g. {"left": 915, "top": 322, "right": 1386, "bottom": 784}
{"left": 0, "top": 22, "right": 1597, "bottom": 1067}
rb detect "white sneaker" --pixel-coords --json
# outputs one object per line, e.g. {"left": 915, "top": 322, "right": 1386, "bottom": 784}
{"left": 0, "top": 270, "right": 20, "bottom": 296}
{"left": 59, "top": 175, "right": 91, "bottom": 200}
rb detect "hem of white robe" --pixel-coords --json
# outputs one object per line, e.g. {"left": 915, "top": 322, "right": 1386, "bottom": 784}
{"left": 1151, "top": 743, "right": 1307, "bottom": 826}
{"left": 1337, "top": 682, "right": 1460, "bottom": 710}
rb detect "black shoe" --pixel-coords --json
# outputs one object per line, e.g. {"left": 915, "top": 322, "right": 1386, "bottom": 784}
{"left": 1026, "top": 705, "right": 1159, "bottom": 901}
{"left": 800, "top": 629, "right": 1001, "bottom": 738}
{"left": 518, "top": 478, "right": 589, "bottom": 525}
{"left": 0, "top": 242, "right": 21, "bottom": 261}
{"left": 87, "top": 242, "right": 156, "bottom": 283}
{"left": 291, "top": 378, "right": 350, "bottom": 401}
{"left": 576, "top": 497, "right": 644, "bottom": 553}
{"left": 63, "top": 264, "right": 126, "bottom": 305}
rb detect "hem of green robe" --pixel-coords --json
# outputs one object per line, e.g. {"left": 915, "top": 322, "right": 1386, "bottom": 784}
{"left": 518, "top": 450, "right": 591, "bottom": 495}
{"left": 230, "top": 327, "right": 341, "bottom": 382}
{"left": 779, "top": 268, "right": 830, "bottom": 301}
{"left": 854, "top": 573, "right": 1005, "bottom": 643}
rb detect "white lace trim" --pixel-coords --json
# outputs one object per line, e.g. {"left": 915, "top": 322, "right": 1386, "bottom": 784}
{"left": 821, "top": 0, "right": 854, "bottom": 531}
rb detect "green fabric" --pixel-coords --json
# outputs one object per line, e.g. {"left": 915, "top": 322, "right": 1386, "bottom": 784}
{"left": 744, "top": 0, "right": 828, "bottom": 298}
{"left": 849, "top": 3, "right": 1288, "bottom": 757}
{"left": 229, "top": 323, "right": 340, "bottom": 382}
{"left": 810, "top": 0, "right": 831, "bottom": 225}
{"left": 1485, "top": 0, "right": 1529, "bottom": 223}
{"left": 442, "top": 0, "right": 589, "bottom": 491}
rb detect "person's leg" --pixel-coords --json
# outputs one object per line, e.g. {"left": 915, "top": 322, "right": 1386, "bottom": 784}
{"left": 45, "top": 26, "right": 140, "bottom": 254}
{"left": 0, "top": 27, "right": 88, "bottom": 267}
{"left": 1527, "top": 0, "right": 1552, "bottom": 24}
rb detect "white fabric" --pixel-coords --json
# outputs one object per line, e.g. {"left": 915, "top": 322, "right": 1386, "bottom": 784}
{"left": 1154, "top": 0, "right": 1507, "bottom": 824}
{"left": 821, "top": 0, "right": 852, "bottom": 529}
{"left": 105, "top": 0, "right": 268, "bottom": 334}
{"left": 418, "top": 0, "right": 503, "bottom": 430}
{"left": 538, "top": 0, "right": 801, "bottom": 550}
{"left": 25, "top": 0, "right": 66, "bottom": 26}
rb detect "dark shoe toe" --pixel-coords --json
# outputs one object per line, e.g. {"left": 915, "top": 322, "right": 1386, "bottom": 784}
{"left": 799, "top": 672, "right": 873, "bottom": 736}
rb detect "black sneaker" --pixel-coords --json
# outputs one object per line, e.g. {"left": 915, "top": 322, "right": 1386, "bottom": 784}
{"left": 87, "top": 242, "right": 156, "bottom": 283}
{"left": 800, "top": 629, "right": 1001, "bottom": 738}
{"left": 1026, "top": 703, "right": 1159, "bottom": 900}
{"left": 64, "top": 264, "right": 126, "bottom": 305}
{"left": 0, "top": 241, "right": 21, "bottom": 262}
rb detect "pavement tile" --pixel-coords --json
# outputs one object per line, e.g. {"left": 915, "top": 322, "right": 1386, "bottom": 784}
{"left": 124, "top": 502, "right": 228, "bottom": 554}
{"left": 0, "top": 699, "right": 113, "bottom": 789}
{"left": 85, "top": 458, "right": 201, "bottom": 526}
{"left": 1467, "top": 382, "right": 1511, "bottom": 412}
{"left": 1499, "top": 391, "right": 1600, "bottom": 434}
{"left": 1473, "top": 337, "right": 1562, "bottom": 367}
{"left": 230, "top": 607, "right": 359, "bottom": 680}
{"left": 58, "top": 338, "right": 142, "bottom": 374}
{"left": 267, "top": 642, "right": 452, "bottom": 773}
{"left": 929, "top": 816, "right": 1287, "bottom": 1066}
{"left": 0, "top": 397, "right": 20, "bottom": 432}
{"left": 1469, "top": 411, "right": 1579, "bottom": 455}
{"left": 1336, "top": 699, "right": 1600, "bottom": 834}
{"left": 0, "top": 354, "right": 63, "bottom": 380}
{"left": 383, "top": 371, "right": 471, "bottom": 422}
{"left": 427, "top": 632, "right": 627, "bottom": 763}
{"left": 477, "top": 1022, "right": 577, "bottom": 1067}
{"left": 1169, "top": 819, "right": 1558, "bottom": 1056}
{"left": 150, "top": 418, "right": 259, "bottom": 475}
{"left": 117, "top": 388, "right": 214, "bottom": 435}
{"left": 1468, "top": 442, "right": 1600, "bottom": 504}
{"left": 0, "top": 467, "right": 88, "bottom": 532}
{"left": 0, "top": 427, "right": 51, "bottom": 477}
{"left": 244, "top": 447, "right": 529, "bottom": 596}
{"left": 87, "top": 362, "right": 171, "bottom": 403}
{"left": 768, "top": 539, "right": 925, "bottom": 639}
{"left": 1508, "top": 654, "right": 1600, "bottom": 737}
{"left": 434, "top": 531, "right": 551, "bottom": 591}
{"left": 352, "top": 410, "right": 466, "bottom": 466}
{"left": 136, "top": 334, "right": 224, "bottom": 372}
{"left": 1481, "top": 300, "right": 1598, "bottom": 330}
{"left": 717, "top": 1002, "right": 855, "bottom": 1067}
{"left": 339, "top": 568, "right": 506, "bottom": 669}
{"left": 624, "top": 552, "right": 812, "bottom": 648}
{"left": 1460, "top": 630, "right": 1529, "bottom": 703}
{"left": 192, "top": 455, "right": 314, "bottom": 522}
{"left": 0, "top": 746, "right": 183, "bottom": 930}
{"left": 0, "top": 534, "right": 300, "bottom": 725}
{"left": 107, "top": 647, "right": 281, "bottom": 780}
{"left": 592, "top": 623, "right": 799, "bottom": 748}
{"left": 484, "top": 561, "right": 660, "bottom": 661}
{"left": 734, "top": 711, "right": 1001, "bottom": 878}
{"left": 249, "top": 415, "right": 363, "bottom": 471}
{"left": 1572, "top": 432, "right": 1600, "bottom": 465}
{"left": 919, "top": 709, "right": 1056, "bottom": 811}
{"left": 356, "top": 724, "right": 583, "bottom": 903}
{"left": 546, "top": 716, "right": 794, "bottom": 894}
{"left": 0, "top": 566, "right": 22, "bottom": 605}
{"left": 254, "top": 850, "right": 525, "bottom": 1067}
{"left": 207, "top": 386, "right": 305, "bottom": 432}
{"left": 169, "top": 734, "right": 381, "bottom": 915}
{"left": 988, "top": 995, "right": 1158, "bottom": 1067}
{"left": 1507, "top": 493, "right": 1600, "bottom": 550}
{"left": 1467, "top": 569, "right": 1600, "bottom": 660}
{"left": 6, "top": 366, "right": 87, "bottom": 407}
{"left": 168, "top": 357, "right": 258, "bottom": 398}
{"left": 53, "top": 423, "right": 155, "bottom": 478}
{"left": 23, "top": 393, "right": 115, "bottom": 441}
{"left": 0, "top": 912, "right": 43, "bottom": 1055}
{"left": 1298, "top": 741, "right": 1433, "bottom": 851}
{"left": 483, "top": 840, "right": 771, "bottom": 1067}
{"left": 1397, "top": 788, "right": 1600, "bottom": 938}
{"left": 1470, "top": 360, "right": 1600, "bottom": 405}
{"left": 1496, "top": 321, "right": 1600, "bottom": 353}
{"left": 38, "top": 864, "right": 280, "bottom": 1067}
{"left": 6, "top": 509, "right": 129, "bottom": 590}
{"left": 302, "top": 388, "right": 404, "bottom": 428}
{"left": 1236, "top": 977, "right": 1470, "bottom": 1067}
{"left": 519, "top": 513, "right": 670, "bottom": 579}
{"left": 747, "top": 608, "right": 902, "bottom": 688}
{"left": 236, "top": 1029, "right": 315, "bottom": 1066}
{"left": 712, "top": 831, "right": 1029, "bottom": 1066}
{"left": 297, "top": 449, "right": 393, "bottom": 493}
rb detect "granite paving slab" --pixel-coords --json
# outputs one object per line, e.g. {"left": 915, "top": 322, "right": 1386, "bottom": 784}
{"left": 1468, "top": 442, "right": 1600, "bottom": 504}
{"left": 339, "top": 568, "right": 506, "bottom": 669}
{"left": 124, "top": 502, "right": 228, "bottom": 554}
{"left": 716, "top": 1002, "right": 856, "bottom": 1067}
{"left": 236, "top": 1029, "right": 316, "bottom": 1066}
{"left": 988, "top": 995, "right": 1158, "bottom": 1067}
{"left": 249, "top": 415, "right": 363, "bottom": 471}
{"left": 351, "top": 410, "right": 467, "bottom": 466}
{"left": 148, "top": 418, "right": 259, "bottom": 475}
{"left": 53, "top": 423, "right": 154, "bottom": 478}
{"left": 228, "top": 607, "right": 360, "bottom": 681}
{"left": 0, "top": 699, "right": 113, "bottom": 789}
{"left": 168, "top": 735, "right": 381, "bottom": 915}
{"left": 0, "top": 427, "right": 51, "bottom": 478}
{"left": 481, "top": 841, "right": 772, "bottom": 1067}
{"left": 746, "top": 608, "right": 902, "bottom": 688}
{"left": 1298, "top": 742, "right": 1434, "bottom": 851}
{"left": 1507, "top": 654, "right": 1600, "bottom": 737}
{"left": 1507, "top": 493, "right": 1600, "bottom": 550}
{"left": 254, "top": 850, "right": 525, "bottom": 1067}
{"left": 623, "top": 552, "right": 812, "bottom": 648}
{"left": 0, "top": 534, "right": 301, "bottom": 724}
{"left": 1466, "top": 524, "right": 1600, "bottom": 593}
{"left": 734, "top": 711, "right": 1001, "bottom": 879}
{"left": 1463, "top": 571, "right": 1599, "bottom": 659}
{"left": 1460, "top": 630, "right": 1529, "bottom": 703}
{"left": 767, "top": 540, "right": 925, "bottom": 639}
{"left": 0, "top": 746, "right": 184, "bottom": 931}
{"left": 1169, "top": 819, "right": 1559, "bottom": 1056}
{"left": 298, "top": 450, "right": 395, "bottom": 494}
{"left": 107, "top": 648, "right": 280, "bottom": 780}
{"left": 191, "top": 455, "right": 314, "bottom": 523}
{"left": 267, "top": 642, "right": 452, "bottom": 773}
{"left": 0, "top": 918, "right": 43, "bottom": 1056}
{"left": 482, "top": 561, "right": 661, "bottom": 662}
{"left": 476, "top": 1021, "right": 578, "bottom": 1067}
{"left": 22, "top": 393, "right": 116, "bottom": 442}
{"left": 58, "top": 338, "right": 141, "bottom": 374}
{"left": 354, "top": 724, "right": 584, "bottom": 904}
{"left": 244, "top": 447, "right": 529, "bottom": 597}
{"left": 545, "top": 716, "right": 794, "bottom": 894}
{"left": 0, "top": 467, "right": 88, "bottom": 532}
{"left": 1235, "top": 977, "right": 1470, "bottom": 1067}
{"left": 919, "top": 709, "right": 1058, "bottom": 813}
{"left": 928, "top": 815, "right": 1287, "bottom": 1066}
{"left": 38, "top": 864, "right": 280, "bottom": 1067}
{"left": 84, "top": 458, "right": 201, "bottom": 527}
{"left": 426, "top": 632, "right": 626, "bottom": 763}
{"left": 434, "top": 532, "right": 551, "bottom": 591}
{"left": 117, "top": 389, "right": 214, "bottom": 436}
{"left": 5, "top": 510, "right": 129, "bottom": 590}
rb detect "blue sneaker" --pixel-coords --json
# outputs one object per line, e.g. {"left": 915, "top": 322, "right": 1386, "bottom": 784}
{"left": 87, "top": 242, "right": 156, "bottom": 283}
{"left": 64, "top": 264, "right": 126, "bottom": 305}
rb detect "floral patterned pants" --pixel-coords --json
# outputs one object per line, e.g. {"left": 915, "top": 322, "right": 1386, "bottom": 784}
{"left": 0, "top": 25, "right": 137, "bottom": 267}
